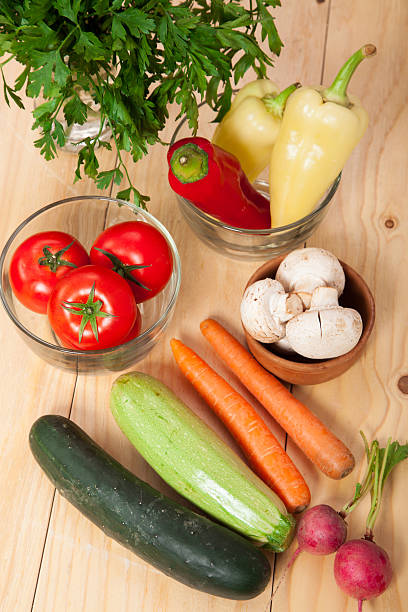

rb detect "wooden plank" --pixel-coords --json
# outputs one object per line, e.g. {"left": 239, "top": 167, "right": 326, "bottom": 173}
{"left": 30, "top": 1, "right": 331, "bottom": 611}
{"left": 272, "top": 1, "right": 408, "bottom": 611}
{"left": 0, "top": 60, "right": 117, "bottom": 611}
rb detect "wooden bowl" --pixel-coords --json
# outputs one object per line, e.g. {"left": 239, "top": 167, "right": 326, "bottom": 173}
{"left": 244, "top": 256, "right": 375, "bottom": 385}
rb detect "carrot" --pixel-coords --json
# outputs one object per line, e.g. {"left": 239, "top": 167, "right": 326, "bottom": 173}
{"left": 200, "top": 319, "right": 355, "bottom": 480}
{"left": 170, "top": 337, "right": 311, "bottom": 513}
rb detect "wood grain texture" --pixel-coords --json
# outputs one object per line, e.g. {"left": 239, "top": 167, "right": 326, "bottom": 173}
{"left": 31, "top": 3, "right": 331, "bottom": 611}
{"left": 272, "top": 2, "right": 408, "bottom": 612}
{"left": 1, "top": 1, "right": 407, "bottom": 611}
{"left": 0, "top": 61, "right": 117, "bottom": 612}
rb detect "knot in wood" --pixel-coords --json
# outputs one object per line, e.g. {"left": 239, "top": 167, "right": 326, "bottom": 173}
{"left": 397, "top": 376, "right": 408, "bottom": 395}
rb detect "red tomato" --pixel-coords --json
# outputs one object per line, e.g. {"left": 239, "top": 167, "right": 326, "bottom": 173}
{"left": 47, "top": 265, "right": 137, "bottom": 350}
{"left": 90, "top": 221, "right": 173, "bottom": 303}
{"left": 9, "top": 231, "right": 90, "bottom": 314}
{"left": 122, "top": 306, "right": 142, "bottom": 342}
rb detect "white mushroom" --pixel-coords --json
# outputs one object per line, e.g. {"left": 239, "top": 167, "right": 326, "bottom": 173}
{"left": 285, "top": 285, "right": 363, "bottom": 359}
{"left": 276, "top": 248, "right": 346, "bottom": 308}
{"left": 272, "top": 336, "right": 297, "bottom": 356}
{"left": 240, "top": 278, "right": 303, "bottom": 343}
{"left": 309, "top": 286, "right": 340, "bottom": 309}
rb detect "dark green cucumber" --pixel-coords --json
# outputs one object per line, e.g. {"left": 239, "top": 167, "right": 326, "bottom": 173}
{"left": 29, "top": 415, "right": 271, "bottom": 600}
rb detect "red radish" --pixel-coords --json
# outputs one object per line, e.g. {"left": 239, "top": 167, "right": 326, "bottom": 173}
{"left": 296, "top": 504, "right": 347, "bottom": 555}
{"left": 272, "top": 504, "right": 347, "bottom": 596}
{"left": 334, "top": 539, "right": 392, "bottom": 612}
{"left": 333, "top": 436, "right": 408, "bottom": 610}
{"left": 271, "top": 433, "right": 389, "bottom": 599}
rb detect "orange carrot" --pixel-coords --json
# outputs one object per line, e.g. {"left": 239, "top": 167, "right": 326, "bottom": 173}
{"left": 170, "top": 337, "right": 311, "bottom": 513}
{"left": 200, "top": 319, "right": 355, "bottom": 480}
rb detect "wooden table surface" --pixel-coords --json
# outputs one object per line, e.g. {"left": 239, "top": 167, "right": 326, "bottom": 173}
{"left": 1, "top": 2, "right": 407, "bottom": 611}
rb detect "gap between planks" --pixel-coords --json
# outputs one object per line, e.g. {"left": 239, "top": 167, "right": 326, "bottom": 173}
{"left": 29, "top": 156, "right": 119, "bottom": 612}
{"left": 269, "top": 1, "right": 332, "bottom": 607}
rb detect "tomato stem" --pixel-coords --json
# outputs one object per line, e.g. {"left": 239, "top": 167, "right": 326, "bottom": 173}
{"left": 61, "top": 282, "right": 115, "bottom": 343}
{"left": 93, "top": 247, "right": 151, "bottom": 291}
{"left": 38, "top": 241, "right": 77, "bottom": 273}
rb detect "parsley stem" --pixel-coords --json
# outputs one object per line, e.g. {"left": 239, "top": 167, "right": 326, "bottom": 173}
{"left": 92, "top": 72, "right": 144, "bottom": 206}
{"left": 248, "top": 0, "right": 256, "bottom": 36}
{"left": 57, "top": 24, "right": 80, "bottom": 53}
{"left": 95, "top": 110, "right": 108, "bottom": 142}
{"left": 50, "top": 95, "right": 65, "bottom": 122}
{"left": 0, "top": 55, "right": 14, "bottom": 68}
{"left": 104, "top": 113, "right": 146, "bottom": 209}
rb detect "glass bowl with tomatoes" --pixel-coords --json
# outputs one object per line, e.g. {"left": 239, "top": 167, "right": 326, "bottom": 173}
{"left": 0, "top": 196, "right": 181, "bottom": 373}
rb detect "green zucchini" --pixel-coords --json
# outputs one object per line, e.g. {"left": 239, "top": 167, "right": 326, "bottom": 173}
{"left": 110, "top": 372, "right": 295, "bottom": 552}
{"left": 29, "top": 415, "right": 271, "bottom": 600}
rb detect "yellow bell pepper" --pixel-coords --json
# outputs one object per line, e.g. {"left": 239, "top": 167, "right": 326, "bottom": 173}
{"left": 212, "top": 80, "right": 299, "bottom": 183}
{"left": 269, "top": 45, "right": 376, "bottom": 228}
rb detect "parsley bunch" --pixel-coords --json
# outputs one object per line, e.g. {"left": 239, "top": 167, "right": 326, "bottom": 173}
{"left": 0, "top": 0, "right": 283, "bottom": 208}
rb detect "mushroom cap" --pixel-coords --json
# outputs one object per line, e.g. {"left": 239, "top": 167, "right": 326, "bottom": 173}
{"left": 240, "top": 278, "right": 286, "bottom": 343}
{"left": 286, "top": 307, "right": 363, "bottom": 359}
{"left": 276, "top": 248, "right": 346, "bottom": 303}
{"left": 273, "top": 336, "right": 297, "bottom": 356}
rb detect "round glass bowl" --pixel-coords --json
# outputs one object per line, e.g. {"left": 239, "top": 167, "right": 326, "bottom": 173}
{"left": 170, "top": 102, "right": 340, "bottom": 261}
{"left": 174, "top": 177, "right": 340, "bottom": 261}
{"left": 0, "top": 197, "right": 181, "bottom": 374}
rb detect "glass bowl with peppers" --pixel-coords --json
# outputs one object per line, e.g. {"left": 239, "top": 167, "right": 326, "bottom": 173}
{"left": 168, "top": 99, "right": 341, "bottom": 261}
{"left": 0, "top": 196, "right": 181, "bottom": 374}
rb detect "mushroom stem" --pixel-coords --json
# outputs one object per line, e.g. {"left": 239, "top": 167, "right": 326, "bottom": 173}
{"left": 310, "top": 286, "right": 339, "bottom": 309}
{"left": 268, "top": 291, "right": 303, "bottom": 322}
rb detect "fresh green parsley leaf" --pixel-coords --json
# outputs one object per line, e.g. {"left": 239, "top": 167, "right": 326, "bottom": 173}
{"left": 112, "top": 16, "right": 127, "bottom": 42}
{"left": 63, "top": 93, "right": 88, "bottom": 125}
{"left": 54, "top": 0, "right": 81, "bottom": 23}
{"left": 53, "top": 119, "right": 66, "bottom": 147}
{"left": 32, "top": 98, "right": 59, "bottom": 119}
{"left": 96, "top": 167, "right": 123, "bottom": 190}
{"left": 0, "top": 0, "right": 283, "bottom": 205}
{"left": 118, "top": 8, "right": 155, "bottom": 37}
{"left": 54, "top": 53, "right": 70, "bottom": 87}
{"left": 74, "top": 31, "right": 107, "bottom": 62}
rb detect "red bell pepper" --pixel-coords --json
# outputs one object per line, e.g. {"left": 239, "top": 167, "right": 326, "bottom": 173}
{"left": 167, "top": 137, "right": 271, "bottom": 229}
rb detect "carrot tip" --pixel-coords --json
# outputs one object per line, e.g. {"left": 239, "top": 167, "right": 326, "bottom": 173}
{"left": 339, "top": 462, "right": 355, "bottom": 479}
{"left": 292, "top": 503, "right": 309, "bottom": 514}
